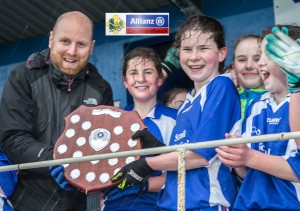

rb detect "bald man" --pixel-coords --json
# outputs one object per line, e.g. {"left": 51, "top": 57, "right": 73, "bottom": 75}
{"left": 0, "top": 11, "right": 113, "bottom": 210}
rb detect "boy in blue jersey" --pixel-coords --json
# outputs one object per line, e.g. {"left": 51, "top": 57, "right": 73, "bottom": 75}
{"left": 102, "top": 47, "right": 177, "bottom": 211}
{"left": 216, "top": 25, "right": 300, "bottom": 210}
{"left": 111, "top": 15, "right": 242, "bottom": 210}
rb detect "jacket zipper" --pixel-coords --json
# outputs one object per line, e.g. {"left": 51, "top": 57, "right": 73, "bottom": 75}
{"left": 67, "top": 76, "right": 75, "bottom": 92}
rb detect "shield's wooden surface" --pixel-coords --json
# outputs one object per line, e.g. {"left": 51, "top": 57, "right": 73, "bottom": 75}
{"left": 54, "top": 105, "right": 145, "bottom": 193}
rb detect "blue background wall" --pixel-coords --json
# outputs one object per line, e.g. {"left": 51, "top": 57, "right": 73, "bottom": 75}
{"left": 0, "top": 0, "right": 274, "bottom": 108}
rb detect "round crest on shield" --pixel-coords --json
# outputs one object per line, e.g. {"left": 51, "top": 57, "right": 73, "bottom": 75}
{"left": 54, "top": 105, "right": 145, "bottom": 193}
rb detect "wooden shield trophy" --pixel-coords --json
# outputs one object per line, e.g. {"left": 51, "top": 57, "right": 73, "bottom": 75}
{"left": 54, "top": 105, "right": 145, "bottom": 193}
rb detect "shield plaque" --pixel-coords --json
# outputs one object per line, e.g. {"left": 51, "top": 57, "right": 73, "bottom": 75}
{"left": 54, "top": 105, "right": 145, "bottom": 193}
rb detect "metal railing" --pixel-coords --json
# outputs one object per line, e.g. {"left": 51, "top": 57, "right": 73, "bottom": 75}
{"left": 1, "top": 131, "right": 300, "bottom": 210}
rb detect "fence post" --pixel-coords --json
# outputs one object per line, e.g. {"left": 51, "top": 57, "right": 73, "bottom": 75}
{"left": 177, "top": 148, "right": 186, "bottom": 211}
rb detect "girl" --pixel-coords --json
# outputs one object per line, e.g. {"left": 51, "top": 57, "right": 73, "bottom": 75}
{"left": 231, "top": 35, "right": 267, "bottom": 121}
{"left": 102, "top": 47, "right": 177, "bottom": 211}
{"left": 217, "top": 25, "right": 300, "bottom": 210}
{"left": 265, "top": 26, "right": 300, "bottom": 149}
{"left": 112, "top": 15, "right": 241, "bottom": 211}
{"left": 161, "top": 87, "right": 188, "bottom": 109}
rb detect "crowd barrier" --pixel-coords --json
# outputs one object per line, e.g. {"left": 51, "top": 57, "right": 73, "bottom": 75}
{"left": 1, "top": 131, "right": 300, "bottom": 211}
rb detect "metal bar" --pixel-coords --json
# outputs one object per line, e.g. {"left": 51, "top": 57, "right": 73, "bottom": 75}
{"left": 177, "top": 148, "right": 186, "bottom": 211}
{"left": 1, "top": 131, "right": 300, "bottom": 172}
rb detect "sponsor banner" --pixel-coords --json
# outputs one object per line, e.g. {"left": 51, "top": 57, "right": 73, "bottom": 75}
{"left": 126, "top": 28, "right": 168, "bottom": 34}
{"left": 106, "top": 13, "right": 169, "bottom": 36}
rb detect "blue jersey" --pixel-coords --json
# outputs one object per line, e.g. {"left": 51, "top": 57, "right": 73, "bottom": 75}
{"left": 234, "top": 92, "right": 300, "bottom": 210}
{"left": 0, "top": 150, "right": 17, "bottom": 211}
{"left": 0, "top": 150, "right": 17, "bottom": 198}
{"left": 158, "top": 75, "right": 241, "bottom": 210}
{"left": 103, "top": 101, "right": 177, "bottom": 211}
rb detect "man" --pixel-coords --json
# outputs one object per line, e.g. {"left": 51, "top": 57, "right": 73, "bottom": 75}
{"left": 0, "top": 11, "right": 113, "bottom": 210}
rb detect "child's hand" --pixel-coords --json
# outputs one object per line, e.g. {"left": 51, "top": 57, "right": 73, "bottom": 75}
{"left": 224, "top": 133, "right": 241, "bottom": 139}
{"left": 111, "top": 157, "right": 154, "bottom": 189}
{"left": 266, "top": 27, "right": 300, "bottom": 92}
{"left": 216, "top": 143, "right": 251, "bottom": 168}
{"left": 216, "top": 133, "right": 250, "bottom": 168}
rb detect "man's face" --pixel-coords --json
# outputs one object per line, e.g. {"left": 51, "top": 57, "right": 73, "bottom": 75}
{"left": 49, "top": 15, "right": 95, "bottom": 75}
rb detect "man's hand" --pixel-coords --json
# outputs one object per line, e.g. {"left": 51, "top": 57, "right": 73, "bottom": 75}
{"left": 111, "top": 157, "right": 154, "bottom": 189}
{"left": 266, "top": 27, "right": 300, "bottom": 92}
{"left": 49, "top": 165, "right": 77, "bottom": 191}
{"left": 161, "top": 47, "right": 181, "bottom": 76}
{"left": 132, "top": 130, "right": 165, "bottom": 149}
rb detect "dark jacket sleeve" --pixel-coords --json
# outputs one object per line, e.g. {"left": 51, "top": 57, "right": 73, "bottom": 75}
{"left": 88, "top": 63, "right": 114, "bottom": 106}
{"left": 100, "top": 81, "right": 113, "bottom": 106}
{"left": 0, "top": 65, "right": 53, "bottom": 175}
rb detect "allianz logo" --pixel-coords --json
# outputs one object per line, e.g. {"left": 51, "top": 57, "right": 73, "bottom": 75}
{"left": 130, "top": 18, "right": 155, "bottom": 25}
{"left": 266, "top": 117, "right": 281, "bottom": 124}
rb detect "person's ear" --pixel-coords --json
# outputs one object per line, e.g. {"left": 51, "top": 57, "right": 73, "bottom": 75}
{"left": 231, "top": 65, "right": 239, "bottom": 88}
{"left": 90, "top": 40, "right": 95, "bottom": 56}
{"left": 123, "top": 77, "right": 129, "bottom": 89}
{"left": 157, "top": 76, "right": 164, "bottom": 87}
{"left": 218, "top": 47, "right": 228, "bottom": 62}
{"left": 48, "top": 31, "right": 53, "bottom": 49}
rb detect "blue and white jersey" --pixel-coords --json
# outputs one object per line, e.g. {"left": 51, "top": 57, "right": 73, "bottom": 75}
{"left": 0, "top": 150, "right": 16, "bottom": 211}
{"left": 103, "top": 101, "right": 177, "bottom": 211}
{"left": 234, "top": 92, "right": 300, "bottom": 210}
{"left": 0, "top": 194, "right": 13, "bottom": 211}
{"left": 140, "top": 101, "right": 177, "bottom": 146}
{"left": 158, "top": 75, "right": 241, "bottom": 210}
{"left": 0, "top": 150, "right": 17, "bottom": 198}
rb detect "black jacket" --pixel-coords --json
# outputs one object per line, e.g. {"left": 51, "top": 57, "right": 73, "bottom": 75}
{"left": 0, "top": 49, "right": 113, "bottom": 210}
